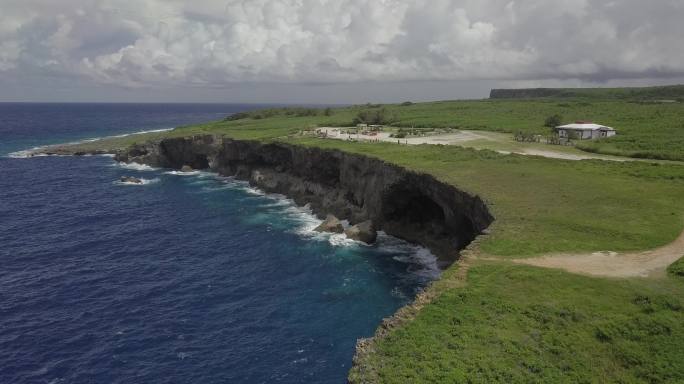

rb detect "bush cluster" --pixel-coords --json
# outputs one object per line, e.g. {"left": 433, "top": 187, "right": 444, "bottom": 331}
{"left": 225, "top": 107, "right": 327, "bottom": 121}
{"left": 352, "top": 107, "right": 398, "bottom": 125}
{"left": 544, "top": 114, "right": 563, "bottom": 128}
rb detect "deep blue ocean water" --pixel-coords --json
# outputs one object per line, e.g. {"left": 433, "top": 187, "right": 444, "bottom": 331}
{"left": 0, "top": 103, "right": 438, "bottom": 383}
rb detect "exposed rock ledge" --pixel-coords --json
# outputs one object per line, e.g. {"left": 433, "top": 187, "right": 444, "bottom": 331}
{"left": 113, "top": 135, "right": 493, "bottom": 264}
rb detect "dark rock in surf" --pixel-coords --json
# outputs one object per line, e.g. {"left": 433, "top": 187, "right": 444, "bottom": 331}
{"left": 120, "top": 176, "right": 143, "bottom": 184}
{"left": 181, "top": 165, "right": 194, "bottom": 172}
{"left": 315, "top": 215, "right": 344, "bottom": 234}
{"left": 345, "top": 221, "right": 377, "bottom": 244}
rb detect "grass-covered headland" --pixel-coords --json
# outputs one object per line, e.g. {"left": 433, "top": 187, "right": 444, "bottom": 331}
{"left": 57, "top": 87, "right": 684, "bottom": 383}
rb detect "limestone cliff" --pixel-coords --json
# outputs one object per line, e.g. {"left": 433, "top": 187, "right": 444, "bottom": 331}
{"left": 115, "top": 135, "right": 493, "bottom": 264}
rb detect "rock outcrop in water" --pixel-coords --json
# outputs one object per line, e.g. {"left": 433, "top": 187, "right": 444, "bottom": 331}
{"left": 114, "top": 135, "right": 493, "bottom": 264}
{"left": 345, "top": 220, "right": 377, "bottom": 244}
{"left": 315, "top": 215, "right": 345, "bottom": 234}
{"left": 120, "top": 176, "right": 143, "bottom": 184}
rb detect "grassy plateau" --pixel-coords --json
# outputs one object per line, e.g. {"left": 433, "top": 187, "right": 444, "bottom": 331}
{"left": 60, "top": 87, "right": 684, "bottom": 383}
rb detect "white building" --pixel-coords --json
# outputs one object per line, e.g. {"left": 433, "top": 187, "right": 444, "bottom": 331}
{"left": 555, "top": 121, "right": 616, "bottom": 140}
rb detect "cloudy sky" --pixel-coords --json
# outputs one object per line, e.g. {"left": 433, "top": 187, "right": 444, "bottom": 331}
{"left": 1, "top": 0, "right": 683, "bottom": 103}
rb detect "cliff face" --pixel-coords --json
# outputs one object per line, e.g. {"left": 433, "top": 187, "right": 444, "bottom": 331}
{"left": 115, "top": 135, "right": 493, "bottom": 264}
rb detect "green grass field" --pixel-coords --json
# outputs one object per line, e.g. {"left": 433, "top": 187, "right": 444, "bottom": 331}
{"left": 490, "top": 84, "right": 684, "bottom": 101}
{"left": 350, "top": 262, "right": 684, "bottom": 384}
{"left": 71, "top": 95, "right": 684, "bottom": 161}
{"left": 61, "top": 92, "right": 684, "bottom": 383}
{"left": 190, "top": 98, "right": 684, "bottom": 161}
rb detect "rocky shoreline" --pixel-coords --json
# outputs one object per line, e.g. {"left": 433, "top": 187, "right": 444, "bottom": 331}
{"left": 109, "top": 135, "right": 493, "bottom": 264}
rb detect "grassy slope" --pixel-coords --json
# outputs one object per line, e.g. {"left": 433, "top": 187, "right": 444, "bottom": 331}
{"left": 67, "top": 98, "right": 684, "bottom": 383}
{"left": 351, "top": 262, "right": 684, "bottom": 384}
{"left": 390, "top": 100, "right": 684, "bottom": 161}
{"left": 71, "top": 97, "right": 684, "bottom": 161}
{"left": 216, "top": 99, "right": 684, "bottom": 161}
{"left": 490, "top": 84, "right": 684, "bottom": 100}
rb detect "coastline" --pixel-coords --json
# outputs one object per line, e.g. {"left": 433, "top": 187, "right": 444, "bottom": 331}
{"left": 13, "top": 123, "right": 684, "bottom": 382}
{"left": 20, "top": 133, "right": 493, "bottom": 263}
{"left": 6, "top": 128, "right": 174, "bottom": 159}
{"left": 20, "top": 132, "right": 495, "bottom": 380}
{"left": 111, "top": 134, "right": 493, "bottom": 264}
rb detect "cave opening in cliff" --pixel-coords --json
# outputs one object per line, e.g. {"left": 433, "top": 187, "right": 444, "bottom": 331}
{"left": 382, "top": 185, "right": 447, "bottom": 235}
{"left": 191, "top": 155, "right": 210, "bottom": 170}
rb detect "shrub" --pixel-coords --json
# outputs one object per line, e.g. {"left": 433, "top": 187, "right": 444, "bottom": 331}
{"left": 544, "top": 114, "right": 563, "bottom": 128}
{"left": 225, "top": 107, "right": 322, "bottom": 121}
{"left": 353, "top": 107, "right": 398, "bottom": 125}
{"left": 667, "top": 256, "right": 684, "bottom": 278}
{"left": 225, "top": 112, "right": 251, "bottom": 121}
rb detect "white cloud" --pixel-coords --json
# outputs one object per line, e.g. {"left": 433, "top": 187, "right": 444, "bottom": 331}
{"left": 0, "top": 0, "right": 683, "bottom": 89}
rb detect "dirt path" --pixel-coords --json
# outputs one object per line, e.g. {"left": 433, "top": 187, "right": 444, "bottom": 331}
{"left": 316, "top": 128, "right": 636, "bottom": 162}
{"left": 513, "top": 229, "right": 684, "bottom": 278}
{"left": 517, "top": 148, "right": 629, "bottom": 161}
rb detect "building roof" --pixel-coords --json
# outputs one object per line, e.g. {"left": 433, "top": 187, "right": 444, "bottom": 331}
{"left": 555, "top": 123, "right": 615, "bottom": 131}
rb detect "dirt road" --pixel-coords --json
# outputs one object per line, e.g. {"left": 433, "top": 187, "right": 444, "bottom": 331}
{"left": 513, "top": 229, "right": 684, "bottom": 278}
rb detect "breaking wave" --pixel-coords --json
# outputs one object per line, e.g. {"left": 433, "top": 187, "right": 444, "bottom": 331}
{"left": 113, "top": 162, "right": 157, "bottom": 171}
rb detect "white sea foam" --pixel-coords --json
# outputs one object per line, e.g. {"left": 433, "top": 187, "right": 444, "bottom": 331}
{"left": 328, "top": 233, "right": 361, "bottom": 247}
{"left": 243, "top": 186, "right": 266, "bottom": 196}
{"left": 164, "top": 170, "right": 202, "bottom": 176}
{"left": 377, "top": 233, "right": 441, "bottom": 280}
{"left": 7, "top": 149, "right": 59, "bottom": 158}
{"left": 113, "top": 162, "right": 157, "bottom": 171}
{"left": 113, "top": 177, "right": 160, "bottom": 186}
{"left": 259, "top": 199, "right": 291, "bottom": 208}
{"left": 199, "top": 184, "right": 235, "bottom": 193}
{"left": 109, "top": 128, "right": 173, "bottom": 138}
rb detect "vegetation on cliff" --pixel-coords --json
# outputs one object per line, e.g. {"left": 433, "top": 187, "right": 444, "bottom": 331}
{"left": 349, "top": 262, "right": 684, "bottom": 383}
{"left": 490, "top": 84, "right": 684, "bottom": 101}
{"left": 65, "top": 94, "right": 684, "bottom": 161}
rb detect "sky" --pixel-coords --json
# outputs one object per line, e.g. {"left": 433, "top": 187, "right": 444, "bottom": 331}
{"left": 1, "top": 0, "right": 683, "bottom": 104}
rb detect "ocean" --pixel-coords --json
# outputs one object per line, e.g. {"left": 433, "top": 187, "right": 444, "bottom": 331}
{"left": 0, "top": 103, "right": 439, "bottom": 383}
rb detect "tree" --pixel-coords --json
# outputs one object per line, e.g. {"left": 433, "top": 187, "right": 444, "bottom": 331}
{"left": 352, "top": 107, "right": 397, "bottom": 125}
{"left": 544, "top": 114, "right": 563, "bottom": 128}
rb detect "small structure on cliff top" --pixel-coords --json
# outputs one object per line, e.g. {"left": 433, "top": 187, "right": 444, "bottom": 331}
{"left": 554, "top": 121, "right": 616, "bottom": 140}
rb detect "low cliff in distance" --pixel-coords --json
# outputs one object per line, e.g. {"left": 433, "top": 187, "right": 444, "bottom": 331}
{"left": 115, "top": 135, "right": 493, "bottom": 264}
{"left": 490, "top": 84, "right": 684, "bottom": 100}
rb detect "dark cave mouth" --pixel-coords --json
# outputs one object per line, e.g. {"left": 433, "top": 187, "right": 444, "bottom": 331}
{"left": 384, "top": 194, "right": 446, "bottom": 231}
{"left": 380, "top": 184, "right": 480, "bottom": 253}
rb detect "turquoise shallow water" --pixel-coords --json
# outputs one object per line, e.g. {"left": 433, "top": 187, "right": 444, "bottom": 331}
{"left": 0, "top": 103, "right": 438, "bottom": 383}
